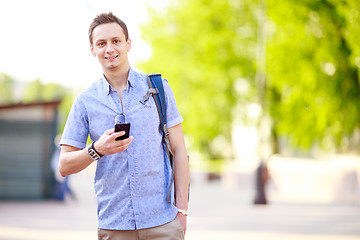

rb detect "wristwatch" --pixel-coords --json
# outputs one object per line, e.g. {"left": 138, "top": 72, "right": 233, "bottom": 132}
{"left": 88, "top": 141, "right": 103, "bottom": 161}
{"left": 178, "top": 208, "right": 188, "bottom": 216}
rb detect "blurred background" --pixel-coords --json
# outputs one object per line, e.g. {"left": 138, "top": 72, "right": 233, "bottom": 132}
{"left": 0, "top": 0, "right": 360, "bottom": 239}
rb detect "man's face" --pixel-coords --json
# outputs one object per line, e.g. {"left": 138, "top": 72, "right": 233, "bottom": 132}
{"left": 90, "top": 22, "right": 131, "bottom": 72}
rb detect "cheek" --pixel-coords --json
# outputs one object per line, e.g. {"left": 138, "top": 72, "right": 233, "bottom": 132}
{"left": 94, "top": 49, "right": 104, "bottom": 59}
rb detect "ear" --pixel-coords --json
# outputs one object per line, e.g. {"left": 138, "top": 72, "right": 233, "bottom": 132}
{"left": 90, "top": 44, "right": 96, "bottom": 57}
{"left": 127, "top": 39, "right": 132, "bottom": 52}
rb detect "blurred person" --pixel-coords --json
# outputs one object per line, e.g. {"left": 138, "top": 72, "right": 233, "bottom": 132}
{"left": 51, "top": 134, "right": 74, "bottom": 201}
{"left": 253, "top": 161, "right": 270, "bottom": 205}
{"left": 58, "top": 12, "right": 189, "bottom": 240}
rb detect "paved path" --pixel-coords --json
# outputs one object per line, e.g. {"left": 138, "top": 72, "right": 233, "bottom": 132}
{"left": 0, "top": 170, "right": 359, "bottom": 240}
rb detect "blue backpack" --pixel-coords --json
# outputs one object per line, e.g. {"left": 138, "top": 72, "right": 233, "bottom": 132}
{"left": 140, "top": 73, "right": 175, "bottom": 203}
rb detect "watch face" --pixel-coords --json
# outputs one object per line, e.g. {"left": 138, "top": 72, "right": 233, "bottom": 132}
{"left": 89, "top": 148, "right": 100, "bottom": 161}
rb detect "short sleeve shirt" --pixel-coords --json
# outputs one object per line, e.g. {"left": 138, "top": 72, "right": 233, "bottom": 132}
{"left": 60, "top": 68, "right": 183, "bottom": 230}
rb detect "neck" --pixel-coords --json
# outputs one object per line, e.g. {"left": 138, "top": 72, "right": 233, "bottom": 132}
{"left": 104, "top": 64, "right": 130, "bottom": 91}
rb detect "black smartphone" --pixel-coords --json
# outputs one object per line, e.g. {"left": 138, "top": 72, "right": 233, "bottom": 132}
{"left": 115, "top": 123, "right": 131, "bottom": 141}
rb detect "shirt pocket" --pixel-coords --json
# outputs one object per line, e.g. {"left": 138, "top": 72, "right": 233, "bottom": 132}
{"left": 128, "top": 97, "right": 160, "bottom": 134}
{"left": 131, "top": 96, "right": 158, "bottom": 117}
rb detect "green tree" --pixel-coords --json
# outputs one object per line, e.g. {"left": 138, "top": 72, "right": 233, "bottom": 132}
{"left": 140, "top": 0, "right": 259, "bottom": 159}
{"left": 0, "top": 73, "right": 15, "bottom": 104}
{"left": 266, "top": 0, "right": 360, "bottom": 151}
{"left": 23, "top": 78, "right": 67, "bottom": 103}
{"left": 23, "top": 78, "right": 43, "bottom": 103}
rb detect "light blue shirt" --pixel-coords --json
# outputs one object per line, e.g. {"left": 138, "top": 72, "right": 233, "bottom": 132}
{"left": 60, "top": 68, "right": 183, "bottom": 230}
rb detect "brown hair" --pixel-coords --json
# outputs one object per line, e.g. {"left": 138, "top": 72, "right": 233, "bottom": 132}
{"left": 88, "top": 12, "right": 129, "bottom": 45}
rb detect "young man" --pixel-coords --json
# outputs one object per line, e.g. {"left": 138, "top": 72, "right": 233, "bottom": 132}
{"left": 59, "top": 12, "right": 189, "bottom": 240}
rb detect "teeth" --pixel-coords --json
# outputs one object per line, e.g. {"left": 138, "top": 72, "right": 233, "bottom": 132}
{"left": 107, "top": 56, "right": 117, "bottom": 60}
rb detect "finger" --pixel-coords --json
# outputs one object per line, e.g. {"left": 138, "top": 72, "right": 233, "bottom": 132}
{"left": 115, "top": 136, "right": 133, "bottom": 146}
{"left": 115, "top": 131, "right": 126, "bottom": 136}
{"left": 104, "top": 128, "right": 115, "bottom": 135}
{"left": 112, "top": 131, "right": 126, "bottom": 140}
{"left": 115, "top": 136, "right": 134, "bottom": 151}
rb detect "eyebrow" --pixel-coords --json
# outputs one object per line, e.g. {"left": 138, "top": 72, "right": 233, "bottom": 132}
{"left": 95, "top": 37, "right": 122, "bottom": 44}
{"left": 97, "top": 37, "right": 121, "bottom": 41}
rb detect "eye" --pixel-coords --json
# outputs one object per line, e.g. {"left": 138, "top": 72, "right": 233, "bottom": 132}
{"left": 113, "top": 40, "right": 120, "bottom": 44}
{"left": 97, "top": 42, "right": 105, "bottom": 47}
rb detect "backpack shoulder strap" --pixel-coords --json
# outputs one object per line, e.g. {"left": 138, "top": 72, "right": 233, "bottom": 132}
{"left": 147, "top": 73, "right": 167, "bottom": 128}
{"left": 144, "top": 73, "right": 175, "bottom": 203}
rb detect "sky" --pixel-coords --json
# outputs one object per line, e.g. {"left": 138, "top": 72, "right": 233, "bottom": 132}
{"left": 0, "top": 0, "right": 168, "bottom": 89}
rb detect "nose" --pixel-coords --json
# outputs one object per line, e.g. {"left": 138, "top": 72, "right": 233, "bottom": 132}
{"left": 106, "top": 42, "right": 114, "bottom": 53}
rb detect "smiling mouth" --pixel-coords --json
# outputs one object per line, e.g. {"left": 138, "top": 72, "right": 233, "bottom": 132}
{"left": 105, "top": 55, "right": 119, "bottom": 60}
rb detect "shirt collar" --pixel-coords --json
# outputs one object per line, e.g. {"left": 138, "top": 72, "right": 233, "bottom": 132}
{"left": 127, "top": 67, "right": 135, "bottom": 88}
{"left": 101, "top": 67, "right": 136, "bottom": 96}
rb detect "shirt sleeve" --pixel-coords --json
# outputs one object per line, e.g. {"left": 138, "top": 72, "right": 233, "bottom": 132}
{"left": 60, "top": 95, "right": 89, "bottom": 149}
{"left": 163, "top": 78, "right": 183, "bottom": 128}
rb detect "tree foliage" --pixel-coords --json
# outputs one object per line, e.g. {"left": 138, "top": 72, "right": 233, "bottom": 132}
{"left": 141, "top": 0, "right": 360, "bottom": 156}
{"left": 266, "top": 0, "right": 360, "bottom": 150}
{"left": 23, "top": 78, "right": 67, "bottom": 103}
{"left": 0, "top": 73, "right": 15, "bottom": 104}
{"left": 139, "top": 0, "right": 259, "bottom": 159}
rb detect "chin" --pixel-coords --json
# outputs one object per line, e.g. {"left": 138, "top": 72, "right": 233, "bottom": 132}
{"left": 107, "top": 65, "right": 120, "bottom": 71}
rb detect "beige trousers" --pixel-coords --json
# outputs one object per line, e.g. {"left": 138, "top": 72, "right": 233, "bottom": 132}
{"left": 98, "top": 218, "right": 184, "bottom": 240}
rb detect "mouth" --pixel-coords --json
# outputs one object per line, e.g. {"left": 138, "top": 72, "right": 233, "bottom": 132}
{"left": 105, "top": 55, "right": 119, "bottom": 60}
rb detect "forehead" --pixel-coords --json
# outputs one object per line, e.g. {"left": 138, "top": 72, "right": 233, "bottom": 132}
{"left": 92, "top": 22, "right": 126, "bottom": 42}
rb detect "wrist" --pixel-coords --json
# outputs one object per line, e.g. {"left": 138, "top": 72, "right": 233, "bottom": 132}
{"left": 93, "top": 141, "right": 104, "bottom": 157}
{"left": 177, "top": 208, "right": 188, "bottom": 216}
{"left": 87, "top": 141, "right": 103, "bottom": 161}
